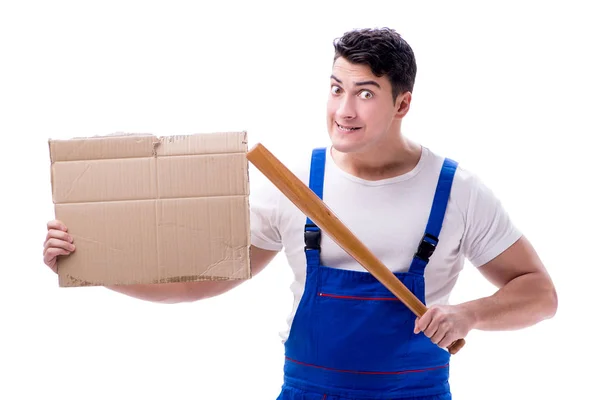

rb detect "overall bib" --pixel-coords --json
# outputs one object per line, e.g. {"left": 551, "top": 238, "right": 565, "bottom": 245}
{"left": 277, "top": 148, "right": 458, "bottom": 400}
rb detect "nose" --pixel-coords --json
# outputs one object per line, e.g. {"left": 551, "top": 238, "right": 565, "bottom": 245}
{"left": 336, "top": 94, "right": 357, "bottom": 120}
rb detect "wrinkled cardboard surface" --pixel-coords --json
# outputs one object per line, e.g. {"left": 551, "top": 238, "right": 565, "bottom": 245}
{"left": 49, "top": 131, "right": 251, "bottom": 287}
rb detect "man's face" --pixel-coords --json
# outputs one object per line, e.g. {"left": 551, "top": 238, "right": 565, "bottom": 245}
{"left": 326, "top": 57, "right": 406, "bottom": 154}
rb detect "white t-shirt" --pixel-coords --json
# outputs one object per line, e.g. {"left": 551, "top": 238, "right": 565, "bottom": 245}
{"left": 250, "top": 145, "right": 522, "bottom": 342}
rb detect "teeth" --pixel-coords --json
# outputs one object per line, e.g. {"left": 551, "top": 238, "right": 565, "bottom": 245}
{"left": 337, "top": 123, "right": 359, "bottom": 131}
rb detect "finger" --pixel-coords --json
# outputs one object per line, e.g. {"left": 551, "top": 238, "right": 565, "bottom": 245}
{"left": 430, "top": 326, "right": 447, "bottom": 345}
{"left": 44, "top": 247, "right": 71, "bottom": 266}
{"left": 438, "top": 334, "right": 456, "bottom": 349}
{"left": 44, "top": 238, "right": 75, "bottom": 253}
{"left": 416, "top": 307, "right": 438, "bottom": 334}
{"left": 423, "top": 321, "right": 439, "bottom": 339}
{"left": 45, "top": 229, "right": 72, "bottom": 244}
{"left": 47, "top": 220, "right": 67, "bottom": 232}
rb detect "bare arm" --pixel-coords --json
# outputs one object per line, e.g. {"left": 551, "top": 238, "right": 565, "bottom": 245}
{"left": 44, "top": 219, "right": 279, "bottom": 304}
{"left": 104, "top": 245, "right": 278, "bottom": 303}
{"left": 415, "top": 235, "right": 558, "bottom": 348}
{"left": 460, "top": 235, "right": 558, "bottom": 330}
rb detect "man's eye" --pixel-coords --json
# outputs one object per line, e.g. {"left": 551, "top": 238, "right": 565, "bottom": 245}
{"left": 331, "top": 86, "right": 342, "bottom": 95}
{"left": 359, "top": 91, "right": 373, "bottom": 99}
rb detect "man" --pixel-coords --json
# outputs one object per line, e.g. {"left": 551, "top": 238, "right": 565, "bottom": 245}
{"left": 43, "top": 28, "right": 557, "bottom": 399}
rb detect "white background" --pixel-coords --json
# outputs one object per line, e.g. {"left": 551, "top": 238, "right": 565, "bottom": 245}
{"left": 0, "top": 0, "right": 598, "bottom": 398}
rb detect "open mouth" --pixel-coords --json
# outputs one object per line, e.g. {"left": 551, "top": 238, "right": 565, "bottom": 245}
{"left": 336, "top": 122, "right": 361, "bottom": 132}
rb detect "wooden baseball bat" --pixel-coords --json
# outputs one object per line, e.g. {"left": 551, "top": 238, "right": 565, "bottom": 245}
{"left": 247, "top": 143, "right": 465, "bottom": 355}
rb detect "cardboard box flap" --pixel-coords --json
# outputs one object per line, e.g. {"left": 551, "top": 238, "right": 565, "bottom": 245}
{"left": 50, "top": 131, "right": 249, "bottom": 204}
{"left": 49, "top": 131, "right": 247, "bottom": 162}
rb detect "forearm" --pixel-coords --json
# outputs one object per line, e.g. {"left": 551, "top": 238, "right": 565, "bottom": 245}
{"left": 105, "top": 280, "right": 238, "bottom": 304}
{"left": 96, "top": 246, "right": 275, "bottom": 303}
{"left": 460, "top": 271, "right": 558, "bottom": 331}
{"left": 105, "top": 283, "right": 190, "bottom": 303}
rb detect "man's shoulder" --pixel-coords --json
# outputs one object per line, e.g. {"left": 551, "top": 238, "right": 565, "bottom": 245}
{"left": 421, "top": 146, "right": 488, "bottom": 203}
{"left": 284, "top": 145, "right": 329, "bottom": 183}
{"left": 249, "top": 145, "right": 319, "bottom": 203}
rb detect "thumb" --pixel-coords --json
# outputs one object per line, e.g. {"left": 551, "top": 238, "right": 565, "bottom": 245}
{"left": 414, "top": 317, "right": 420, "bottom": 334}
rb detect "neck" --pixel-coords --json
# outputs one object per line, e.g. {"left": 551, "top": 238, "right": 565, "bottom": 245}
{"left": 331, "top": 132, "right": 421, "bottom": 181}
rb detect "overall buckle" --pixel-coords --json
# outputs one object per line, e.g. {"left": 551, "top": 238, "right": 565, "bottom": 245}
{"left": 415, "top": 233, "right": 438, "bottom": 261}
{"left": 304, "top": 223, "right": 321, "bottom": 251}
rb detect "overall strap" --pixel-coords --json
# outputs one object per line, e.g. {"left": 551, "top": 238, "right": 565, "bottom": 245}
{"left": 408, "top": 158, "right": 458, "bottom": 276}
{"left": 304, "top": 147, "right": 327, "bottom": 268}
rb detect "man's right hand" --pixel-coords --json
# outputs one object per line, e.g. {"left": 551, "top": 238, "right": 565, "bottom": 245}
{"left": 43, "top": 219, "right": 75, "bottom": 274}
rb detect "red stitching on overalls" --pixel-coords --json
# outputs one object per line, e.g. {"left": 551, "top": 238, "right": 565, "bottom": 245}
{"left": 321, "top": 395, "right": 327, "bottom": 400}
{"left": 286, "top": 356, "right": 448, "bottom": 375}
{"left": 319, "top": 293, "right": 400, "bottom": 301}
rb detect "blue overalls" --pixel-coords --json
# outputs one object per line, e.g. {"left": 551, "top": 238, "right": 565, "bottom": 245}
{"left": 277, "top": 148, "right": 459, "bottom": 400}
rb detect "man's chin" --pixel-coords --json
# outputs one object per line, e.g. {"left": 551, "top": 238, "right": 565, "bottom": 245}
{"left": 328, "top": 129, "right": 366, "bottom": 153}
{"left": 330, "top": 139, "right": 363, "bottom": 154}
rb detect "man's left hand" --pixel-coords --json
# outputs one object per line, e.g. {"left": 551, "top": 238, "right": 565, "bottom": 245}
{"left": 413, "top": 304, "right": 476, "bottom": 349}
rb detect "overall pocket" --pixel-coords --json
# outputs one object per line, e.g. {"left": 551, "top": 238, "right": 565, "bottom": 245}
{"left": 313, "top": 288, "right": 418, "bottom": 373}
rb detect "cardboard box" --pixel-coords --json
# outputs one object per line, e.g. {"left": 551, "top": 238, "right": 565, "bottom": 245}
{"left": 48, "top": 131, "right": 251, "bottom": 287}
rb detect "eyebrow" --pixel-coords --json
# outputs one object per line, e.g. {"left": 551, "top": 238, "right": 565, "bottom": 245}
{"left": 330, "top": 74, "right": 381, "bottom": 89}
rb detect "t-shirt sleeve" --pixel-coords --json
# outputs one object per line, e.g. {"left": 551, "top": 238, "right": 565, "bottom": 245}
{"left": 460, "top": 170, "right": 523, "bottom": 267}
{"left": 249, "top": 174, "right": 284, "bottom": 252}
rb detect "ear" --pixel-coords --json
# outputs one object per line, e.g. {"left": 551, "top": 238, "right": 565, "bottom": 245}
{"left": 394, "top": 92, "right": 412, "bottom": 119}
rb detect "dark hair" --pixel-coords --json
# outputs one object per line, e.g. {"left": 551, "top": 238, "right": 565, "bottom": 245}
{"left": 333, "top": 28, "right": 417, "bottom": 100}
